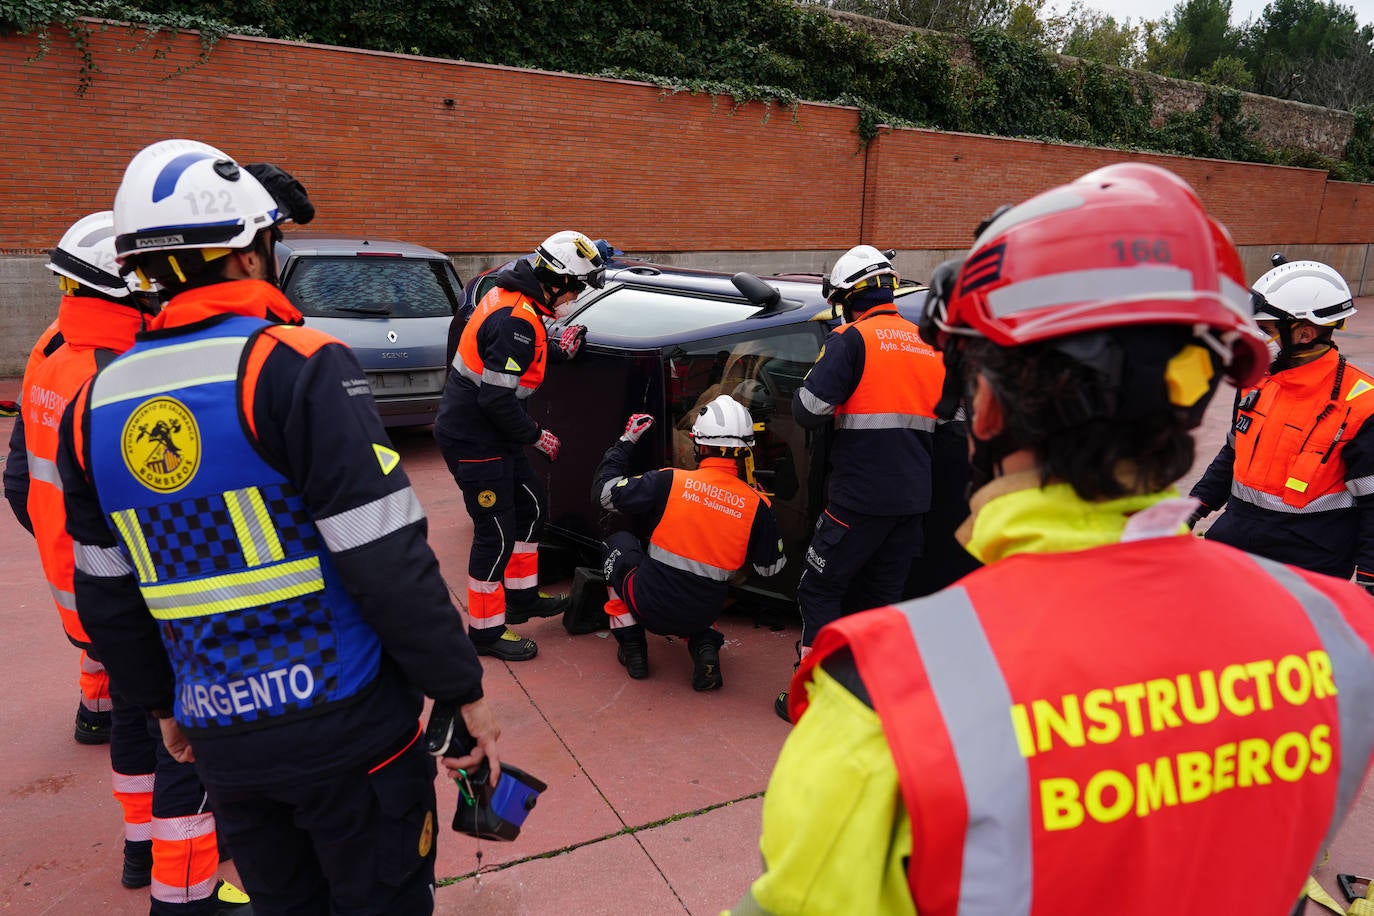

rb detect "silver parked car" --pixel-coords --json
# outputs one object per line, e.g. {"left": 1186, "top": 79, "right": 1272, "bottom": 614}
{"left": 276, "top": 235, "right": 462, "bottom": 427}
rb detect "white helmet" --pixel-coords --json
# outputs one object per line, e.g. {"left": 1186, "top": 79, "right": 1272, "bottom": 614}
{"left": 534, "top": 230, "right": 606, "bottom": 290}
{"left": 1251, "top": 259, "right": 1356, "bottom": 326}
{"left": 823, "top": 244, "right": 898, "bottom": 303}
{"left": 691, "top": 395, "right": 755, "bottom": 448}
{"left": 112, "top": 139, "right": 281, "bottom": 270}
{"left": 47, "top": 211, "right": 131, "bottom": 299}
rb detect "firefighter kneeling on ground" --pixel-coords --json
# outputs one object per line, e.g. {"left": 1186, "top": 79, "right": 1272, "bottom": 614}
{"left": 1190, "top": 257, "right": 1374, "bottom": 592}
{"left": 732, "top": 162, "right": 1374, "bottom": 916}
{"left": 592, "top": 395, "right": 786, "bottom": 689}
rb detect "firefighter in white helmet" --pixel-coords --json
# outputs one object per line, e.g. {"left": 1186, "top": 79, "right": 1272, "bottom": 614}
{"left": 591, "top": 395, "right": 785, "bottom": 689}
{"left": 776, "top": 244, "right": 945, "bottom": 721}
{"left": 434, "top": 229, "right": 604, "bottom": 660}
{"left": 1191, "top": 256, "right": 1374, "bottom": 592}
{"left": 57, "top": 138, "right": 498, "bottom": 913}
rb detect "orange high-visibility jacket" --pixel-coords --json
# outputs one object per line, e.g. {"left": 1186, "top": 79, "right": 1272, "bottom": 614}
{"left": 1231, "top": 349, "right": 1374, "bottom": 512}
{"left": 455, "top": 287, "right": 548, "bottom": 398}
{"left": 24, "top": 295, "right": 142, "bottom": 646}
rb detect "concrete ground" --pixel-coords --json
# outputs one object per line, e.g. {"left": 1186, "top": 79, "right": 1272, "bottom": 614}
{"left": 2, "top": 299, "right": 1374, "bottom": 914}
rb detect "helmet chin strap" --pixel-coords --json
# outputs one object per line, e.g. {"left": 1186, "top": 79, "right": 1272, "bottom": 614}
{"left": 1270, "top": 319, "right": 1332, "bottom": 372}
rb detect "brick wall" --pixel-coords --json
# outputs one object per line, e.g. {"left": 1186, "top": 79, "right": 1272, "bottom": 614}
{"left": 2, "top": 26, "right": 1372, "bottom": 374}
{"left": 5, "top": 27, "right": 1369, "bottom": 256}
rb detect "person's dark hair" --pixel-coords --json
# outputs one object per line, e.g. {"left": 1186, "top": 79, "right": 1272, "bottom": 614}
{"left": 962, "top": 325, "right": 1209, "bottom": 501}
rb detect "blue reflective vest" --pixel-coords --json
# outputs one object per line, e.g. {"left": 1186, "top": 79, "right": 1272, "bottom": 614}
{"left": 86, "top": 315, "right": 381, "bottom": 730}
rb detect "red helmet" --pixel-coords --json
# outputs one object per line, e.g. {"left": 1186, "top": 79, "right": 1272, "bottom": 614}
{"left": 921, "top": 162, "right": 1267, "bottom": 389}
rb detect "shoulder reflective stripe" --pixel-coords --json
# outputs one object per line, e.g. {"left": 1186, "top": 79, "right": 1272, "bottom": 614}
{"left": 50, "top": 583, "right": 77, "bottom": 612}
{"left": 1348, "top": 475, "right": 1374, "bottom": 498}
{"left": 111, "top": 509, "right": 158, "bottom": 583}
{"left": 648, "top": 543, "right": 734, "bottom": 581}
{"left": 798, "top": 387, "right": 836, "bottom": 416}
{"left": 1231, "top": 481, "right": 1356, "bottom": 513}
{"left": 1247, "top": 556, "right": 1374, "bottom": 848}
{"left": 74, "top": 541, "right": 133, "bottom": 578}
{"left": 224, "top": 487, "right": 285, "bottom": 567}
{"left": 600, "top": 478, "right": 625, "bottom": 510}
{"left": 315, "top": 488, "right": 425, "bottom": 554}
{"left": 754, "top": 556, "right": 786, "bottom": 576}
{"left": 986, "top": 265, "right": 1192, "bottom": 318}
{"left": 480, "top": 368, "right": 520, "bottom": 389}
{"left": 895, "top": 588, "right": 1033, "bottom": 916}
{"left": 834, "top": 413, "right": 938, "bottom": 431}
{"left": 27, "top": 452, "right": 62, "bottom": 490}
{"left": 91, "top": 337, "right": 248, "bottom": 408}
{"left": 141, "top": 556, "right": 324, "bottom": 618}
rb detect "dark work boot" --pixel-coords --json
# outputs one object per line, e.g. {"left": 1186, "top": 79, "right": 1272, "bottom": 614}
{"left": 615, "top": 632, "right": 650, "bottom": 679}
{"left": 690, "top": 641, "right": 723, "bottom": 692}
{"left": 775, "top": 641, "right": 802, "bottom": 723}
{"left": 505, "top": 591, "right": 570, "bottom": 625}
{"left": 472, "top": 627, "right": 539, "bottom": 662}
{"left": 74, "top": 705, "right": 112, "bottom": 745}
{"left": 121, "top": 839, "right": 152, "bottom": 889}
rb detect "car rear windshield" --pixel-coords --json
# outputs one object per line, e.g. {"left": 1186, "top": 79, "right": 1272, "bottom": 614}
{"left": 284, "top": 257, "right": 459, "bottom": 318}
{"left": 569, "top": 285, "right": 761, "bottom": 340}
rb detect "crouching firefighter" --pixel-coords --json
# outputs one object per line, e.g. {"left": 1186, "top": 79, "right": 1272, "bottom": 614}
{"left": 591, "top": 396, "right": 785, "bottom": 689}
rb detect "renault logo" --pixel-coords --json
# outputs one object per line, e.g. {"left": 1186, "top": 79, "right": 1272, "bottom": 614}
{"left": 387, "top": 330, "right": 398, "bottom": 343}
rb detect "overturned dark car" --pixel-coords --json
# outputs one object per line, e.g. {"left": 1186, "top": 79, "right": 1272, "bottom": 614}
{"left": 470, "top": 258, "right": 930, "bottom": 609}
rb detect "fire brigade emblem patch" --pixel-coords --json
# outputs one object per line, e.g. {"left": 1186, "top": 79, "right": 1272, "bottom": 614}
{"left": 477, "top": 490, "right": 497, "bottom": 508}
{"left": 122, "top": 397, "right": 200, "bottom": 493}
{"left": 419, "top": 810, "right": 434, "bottom": 857}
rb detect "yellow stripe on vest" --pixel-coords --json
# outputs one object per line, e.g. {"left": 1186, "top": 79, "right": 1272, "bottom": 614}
{"left": 112, "top": 508, "right": 159, "bottom": 584}
{"left": 141, "top": 557, "right": 324, "bottom": 619}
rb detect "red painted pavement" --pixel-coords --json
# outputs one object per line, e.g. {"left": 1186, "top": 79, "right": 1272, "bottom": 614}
{"left": 1, "top": 299, "right": 1372, "bottom": 914}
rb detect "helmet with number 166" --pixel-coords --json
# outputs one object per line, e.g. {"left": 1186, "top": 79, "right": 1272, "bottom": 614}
{"left": 920, "top": 162, "right": 1268, "bottom": 390}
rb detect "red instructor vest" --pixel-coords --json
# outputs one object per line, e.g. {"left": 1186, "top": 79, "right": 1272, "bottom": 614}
{"left": 796, "top": 535, "right": 1374, "bottom": 915}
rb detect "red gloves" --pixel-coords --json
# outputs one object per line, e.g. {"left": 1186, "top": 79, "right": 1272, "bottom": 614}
{"left": 534, "top": 427, "right": 561, "bottom": 462}
{"left": 553, "top": 325, "right": 587, "bottom": 361}
{"left": 620, "top": 413, "right": 654, "bottom": 444}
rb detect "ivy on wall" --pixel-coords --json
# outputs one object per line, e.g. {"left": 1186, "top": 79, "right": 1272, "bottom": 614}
{"left": 3, "top": 0, "right": 1370, "bottom": 181}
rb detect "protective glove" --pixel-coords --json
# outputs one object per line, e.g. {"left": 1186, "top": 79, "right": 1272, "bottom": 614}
{"left": 534, "top": 427, "right": 561, "bottom": 462}
{"left": 1185, "top": 505, "right": 1211, "bottom": 531}
{"left": 620, "top": 413, "right": 654, "bottom": 444}
{"left": 244, "top": 162, "right": 316, "bottom": 225}
{"left": 552, "top": 324, "right": 587, "bottom": 361}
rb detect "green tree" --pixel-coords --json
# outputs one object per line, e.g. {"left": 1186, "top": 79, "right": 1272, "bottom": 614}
{"left": 1060, "top": 5, "right": 1141, "bottom": 67}
{"left": 1242, "top": 0, "right": 1370, "bottom": 103}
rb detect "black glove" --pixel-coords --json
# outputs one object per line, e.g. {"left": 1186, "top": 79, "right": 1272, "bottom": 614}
{"left": 245, "top": 162, "right": 316, "bottom": 225}
{"left": 1186, "top": 506, "right": 1210, "bottom": 531}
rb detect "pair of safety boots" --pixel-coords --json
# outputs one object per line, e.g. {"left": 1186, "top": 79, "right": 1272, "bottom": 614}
{"left": 472, "top": 592, "right": 570, "bottom": 662}
{"left": 616, "top": 635, "right": 723, "bottom": 691}
{"left": 122, "top": 840, "right": 251, "bottom": 913}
